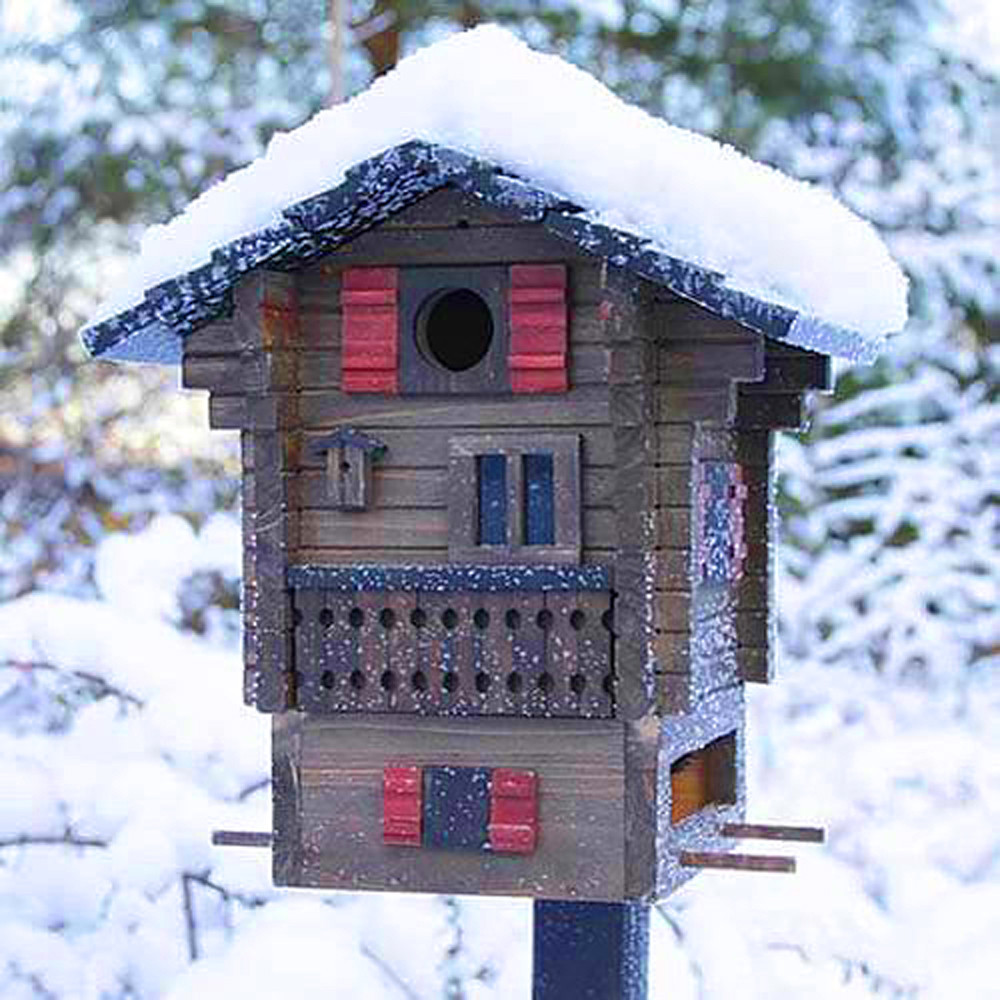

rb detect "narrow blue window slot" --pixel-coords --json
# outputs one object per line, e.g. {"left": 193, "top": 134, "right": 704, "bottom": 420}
{"left": 477, "top": 454, "right": 507, "bottom": 545}
{"left": 524, "top": 453, "right": 555, "bottom": 545}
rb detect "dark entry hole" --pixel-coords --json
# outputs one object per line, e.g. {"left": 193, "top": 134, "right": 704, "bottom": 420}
{"left": 536, "top": 609, "right": 553, "bottom": 631}
{"left": 602, "top": 673, "right": 616, "bottom": 696}
{"left": 380, "top": 670, "right": 397, "bottom": 691}
{"left": 410, "top": 607, "right": 427, "bottom": 628}
{"left": 442, "top": 672, "right": 459, "bottom": 693}
{"left": 348, "top": 607, "right": 364, "bottom": 628}
{"left": 505, "top": 609, "right": 521, "bottom": 630}
{"left": 411, "top": 671, "right": 428, "bottom": 692}
{"left": 318, "top": 607, "right": 334, "bottom": 628}
{"left": 339, "top": 461, "right": 351, "bottom": 473}
{"left": 379, "top": 608, "right": 397, "bottom": 630}
{"left": 475, "top": 672, "right": 492, "bottom": 693}
{"left": 292, "top": 608, "right": 303, "bottom": 627}
{"left": 349, "top": 670, "right": 365, "bottom": 690}
{"left": 441, "top": 608, "right": 459, "bottom": 630}
{"left": 473, "top": 608, "right": 490, "bottom": 630}
{"left": 569, "top": 673, "right": 587, "bottom": 695}
{"left": 601, "top": 609, "right": 615, "bottom": 633}
{"left": 420, "top": 288, "right": 494, "bottom": 372}
{"left": 320, "top": 670, "right": 336, "bottom": 690}
{"left": 537, "top": 672, "right": 554, "bottom": 694}
{"left": 569, "top": 609, "right": 586, "bottom": 631}
{"left": 506, "top": 672, "right": 523, "bottom": 694}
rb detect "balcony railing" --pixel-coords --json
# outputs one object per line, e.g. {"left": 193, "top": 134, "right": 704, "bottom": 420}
{"left": 288, "top": 565, "right": 615, "bottom": 719}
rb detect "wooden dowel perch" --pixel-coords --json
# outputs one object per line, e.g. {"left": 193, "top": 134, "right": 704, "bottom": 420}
{"left": 211, "top": 830, "right": 273, "bottom": 847}
{"left": 722, "top": 822, "right": 825, "bottom": 843}
{"left": 679, "top": 850, "right": 796, "bottom": 873}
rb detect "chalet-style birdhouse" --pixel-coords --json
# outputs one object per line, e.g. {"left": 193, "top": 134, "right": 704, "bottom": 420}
{"left": 81, "top": 28, "right": 907, "bottom": 904}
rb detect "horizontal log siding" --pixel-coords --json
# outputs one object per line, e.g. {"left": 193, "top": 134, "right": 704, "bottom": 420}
{"left": 649, "top": 300, "right": 762, "bottom": 714}
{"left": 734, "top": 429, "right": 775, "bottom": 683}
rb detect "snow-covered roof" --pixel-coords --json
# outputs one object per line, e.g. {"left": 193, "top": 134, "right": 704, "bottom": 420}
{"left": 82, "top": 25, "right": 908, "bottom": 364}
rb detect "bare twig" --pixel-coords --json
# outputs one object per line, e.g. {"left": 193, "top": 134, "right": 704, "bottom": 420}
{"left": 0, "top": 832, "right": 109, "bottom": 850}
{"left": 1, "top": 659, "right": 144, "bottom": 708}
{"left": 360, "top": 942, "right": 422, "bottom": 1000}
{"left": 236, "top": 777, "right": 270, "bottom": 801}
{"left": 181, "top": 873, "right": 200, "bottom": 962}
{"left": 184, "top": 870, "right": 268, "bottom": 908}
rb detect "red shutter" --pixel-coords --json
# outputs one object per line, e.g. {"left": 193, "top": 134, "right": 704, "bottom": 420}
{"left": 488, "top": 768, "right": 538, "bottom": 854}
{"left": 341, "top": 267, "right": 399, "bottom": 393}
{"left": 383, "top": 765, "right": 423, "bottom": 847}
{"left": 508, "top": 264, "right": 568, "bottom": 393}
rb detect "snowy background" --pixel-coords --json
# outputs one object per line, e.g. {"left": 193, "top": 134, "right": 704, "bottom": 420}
{"left": 1, "top": 1, "right": 998, "bottom": 998}
{"left": 1, "top": 396, "right": 996, "bottom": 998}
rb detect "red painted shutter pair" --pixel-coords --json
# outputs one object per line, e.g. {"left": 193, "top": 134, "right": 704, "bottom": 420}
{"left": 341, "top": 265, "right": 568, "bottom": 394}
{"left": 382, "top": 765, "right": 538, "bottom": 854}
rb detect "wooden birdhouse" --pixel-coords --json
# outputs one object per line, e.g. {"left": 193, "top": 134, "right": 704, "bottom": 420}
{"left": 81, "top": 29, "right": 906, "bottom": 906}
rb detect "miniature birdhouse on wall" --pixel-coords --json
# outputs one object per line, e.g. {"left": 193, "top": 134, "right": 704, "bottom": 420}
{"left": 81, "top": 29, "right": 906, "bottom": 903}
{"left": 310, "top": 427, "right": 385, "bottom": 510}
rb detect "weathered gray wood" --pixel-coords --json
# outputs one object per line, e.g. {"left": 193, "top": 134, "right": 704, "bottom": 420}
{"left": 298, "top": 506, "right": 611, "bottom": 551}
{"left": 378, "top": 187, "right": 535, "bottom": 229}
{"left": 182, "top": 354, "right": 242, "bottom": 391}
{"left": 295, "top": 300, "right": 612, "bottom": 349}
{"left": 624, "top": 717, "right": 660, "bottom": 898}
{"left": 661, "top": 384, "right": 735, "bottom": 424}
{"left": 295, "top": 343, "right": 610, "bottom": 390}
{"left": 272, "top": 712, "right": 303, "bottom": 884}
{"left": 659, "top": 337, "right": 764, "bottom": 386}
{"left": 678, "top": 851, "right": 795, "bottom": 874}
{"left": 736, "top": 391, "right": 807, "bottom": 429}
{"left": 297, "top": 388, "right": 610, "bottom": 430}
{"left": 280, "top": 713, "right": 627, "bottom": 900}
{"left": 306, "top": 224, "right": 594, "bottom": 269}
{"left": 183, "top": 318, "right": 240, "bottom": 354}
{"left": 748, "top": 343, "right": 833, "bottom": 392}
{"left": 298, "top": 255, "right": 608, "bottom": 313}
{"left": 232, "top": 272, "right": 300, "bottom": 712}
{"left": 652, "top": 299, "right": 751, "bottom": 342}
{"left": 292, "top": 466, "right": 618, "bottom": 511}
{"left": 722, "top": 823, "right": 824, "bottom": 843}
{"left": 608, "top": 280, "right": 659, "bottom": 723}
{"left": 738, "top": 430, "right": 776, "bottom": 683}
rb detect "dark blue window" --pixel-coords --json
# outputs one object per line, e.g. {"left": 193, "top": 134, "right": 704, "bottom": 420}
{"left": 523, "top": 453, "right": 555, "bottom": 545}
{"left": 477, "top": 454, "right": 507, "bottom": 545}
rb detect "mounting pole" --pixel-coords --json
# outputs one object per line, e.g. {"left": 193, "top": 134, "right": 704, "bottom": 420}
{"left": 533, "top": 900, "right": 650, "bottom": 1000}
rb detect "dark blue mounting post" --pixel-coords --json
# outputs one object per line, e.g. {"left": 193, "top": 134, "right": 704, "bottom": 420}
{"left": 532, "top": 900, "right": 650, "bottom": 1000}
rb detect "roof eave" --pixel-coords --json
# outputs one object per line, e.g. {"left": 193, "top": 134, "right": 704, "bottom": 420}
{"left": 81, "top": 140, "right": 885, "bottom": 365}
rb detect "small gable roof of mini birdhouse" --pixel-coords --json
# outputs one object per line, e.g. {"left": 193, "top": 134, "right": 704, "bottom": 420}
{"left": 82, "top": 26, "right": 908, "bottom": 365}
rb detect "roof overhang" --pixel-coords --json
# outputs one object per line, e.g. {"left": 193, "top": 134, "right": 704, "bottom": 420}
{"left": 82, "top": 141, "right": 882, "bottom": 365}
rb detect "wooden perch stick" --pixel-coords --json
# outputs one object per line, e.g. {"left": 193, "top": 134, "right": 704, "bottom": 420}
{"left": 679, "top": 850, "right": 796, "bottom": 873}
{"left": 721, "top": 822, "right": 825, "bottom": 843}
{"left": 211, "top": 830, "right": 273, "bottom": 847}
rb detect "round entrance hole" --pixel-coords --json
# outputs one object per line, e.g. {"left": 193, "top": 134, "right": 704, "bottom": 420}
{"left": 419, "top": 288, "right": 493, "bottom": 372}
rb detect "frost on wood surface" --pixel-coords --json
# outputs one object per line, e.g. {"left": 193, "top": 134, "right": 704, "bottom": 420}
{"left": 95, "top": 26, "right": 907, "bottom": 343}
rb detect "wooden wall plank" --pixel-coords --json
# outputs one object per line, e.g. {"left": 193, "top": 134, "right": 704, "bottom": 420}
{"left": 282, "top": 713, "right": 627, "bottom": 901}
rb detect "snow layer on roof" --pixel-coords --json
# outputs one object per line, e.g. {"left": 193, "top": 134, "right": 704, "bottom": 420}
{"left": 95, "top": 25, "right": 907, "bottom": 342}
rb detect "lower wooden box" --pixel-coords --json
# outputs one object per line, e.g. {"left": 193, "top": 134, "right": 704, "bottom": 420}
{"left": 273, "top": 712, "right": 626, "bottom": 901}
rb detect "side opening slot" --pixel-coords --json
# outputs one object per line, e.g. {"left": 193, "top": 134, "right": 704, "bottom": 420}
{"left": 670, "top": 731, "right": 737, "bottom": 824}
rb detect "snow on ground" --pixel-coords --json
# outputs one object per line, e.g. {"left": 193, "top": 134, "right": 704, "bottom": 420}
{"left": 1, "top": 514, "right": 997, "bottom": 997}
{"left": 93, "top": 26, "right": 907, "bottom": 342}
